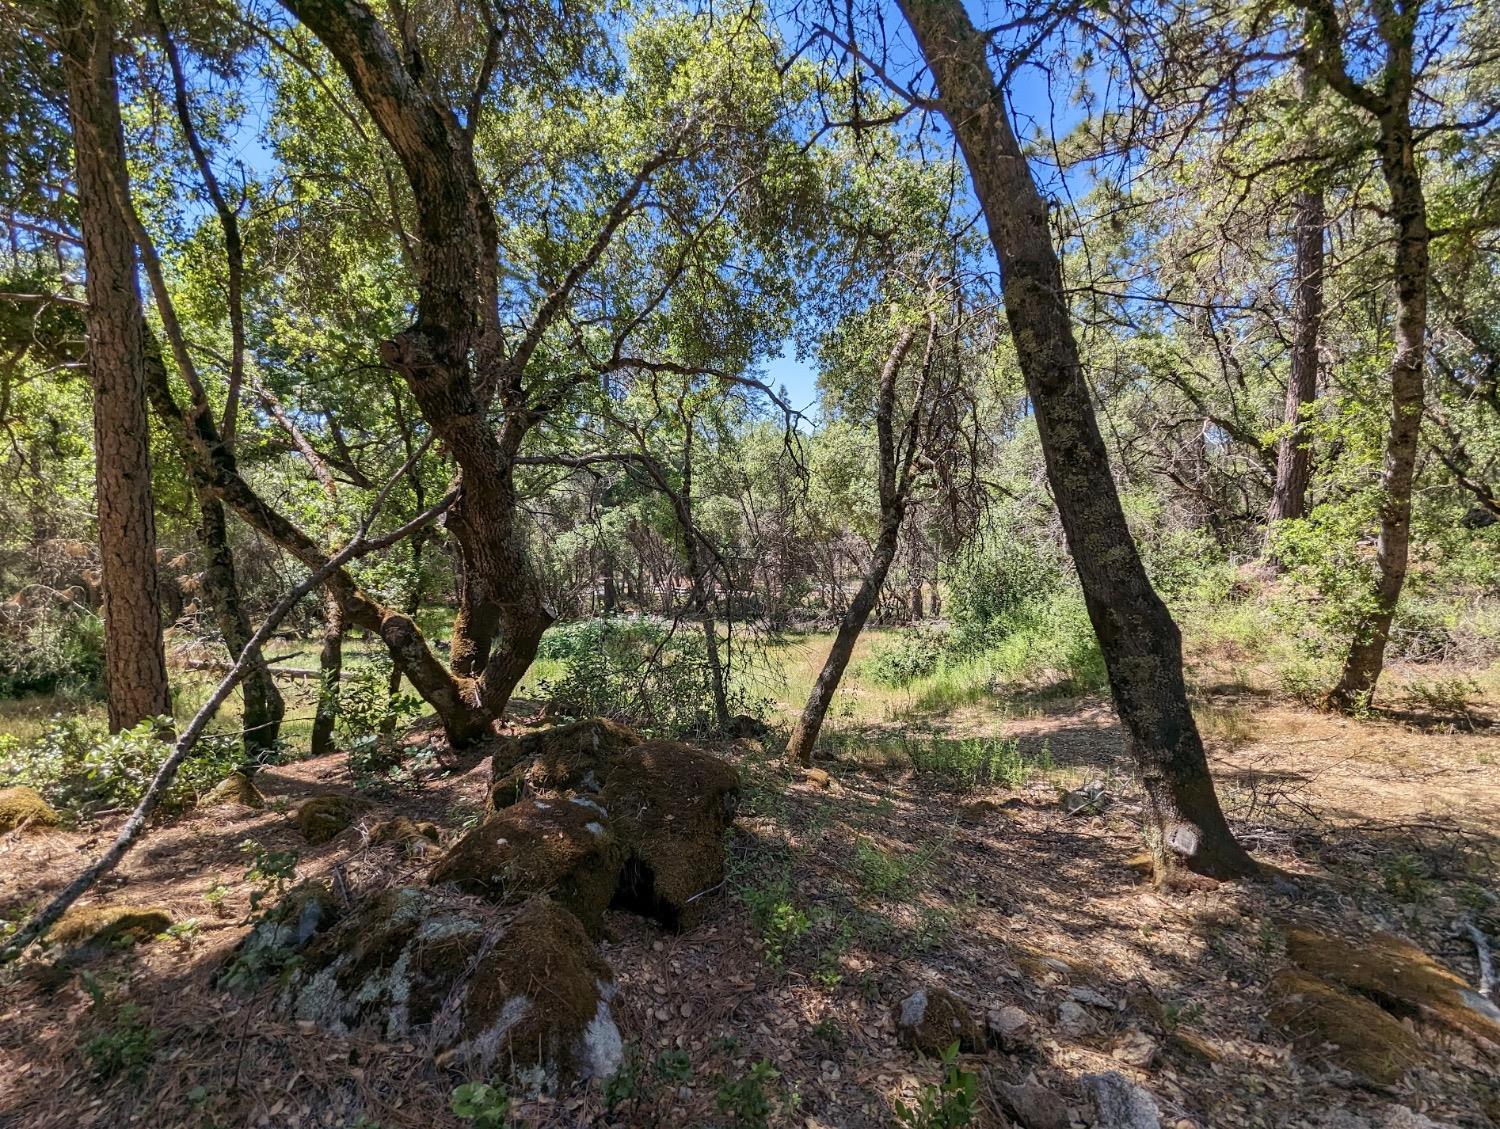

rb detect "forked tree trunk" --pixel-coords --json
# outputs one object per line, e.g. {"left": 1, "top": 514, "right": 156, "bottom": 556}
{"left": 58, "top": 0, "right": 172, "bottom": 732}
{"left": 897, "top": 0, "right": 1256, "bottom": 881}
{"left": 197, "top": 496, "right": 284, "bottom": 754}
{"left": 1327, "top": 100, "right": 1428, "bottom": 710}
{"left": 310, "top": 587, "right": 344, "bottom": 758}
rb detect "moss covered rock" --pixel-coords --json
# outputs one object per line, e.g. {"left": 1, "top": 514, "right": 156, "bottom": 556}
{"left": 286, "top": 888, "right": 622, "bottom": 1080}
{"left": 429, "top": 797, "right": 622, "bottom": 936}
{"left": 0, "top": 785, "right": 60, "bottom": 832}
{"left": 1285, "top": 927, "right": 1500, "bottom": 1051}
{"left": 223, "top": 881, "right": 343, "bottom": 988}
{"left": 487, "top": 718, "right": 643, "bottom": 809}
{"left": 370, "top": 815, "right": 442, "bottom": 855}
{"left": 895, "top": 986, "right": 985, "bottom": 1055}
{"left": 202, "top": 770, "right": 265, "bottom": 809}
{"left": 602, "top": 741, "right": 740, "bottom": 930}
{"left": 292, "top": 794, "right": 368, "bottom": 844}
{"left": 1269, "top": 970, "right": 1427, "bottom": 1084}
{"left": 49, "top": 905, "right": 172, "bottom": 950}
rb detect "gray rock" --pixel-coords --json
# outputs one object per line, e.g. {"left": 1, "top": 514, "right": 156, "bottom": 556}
{"left": 987, "top": 1004, "right": 1033, "bottom": 1050}
{"left": 1085, "top": 1071, "right": 1160, "bottom": 1129}
{"left": 1058, "top": 999, "right": 1093, "bottom": 1035}
{"left": 1061, "top": 780, "right": 1113, "bottom": 816}
{"left": 995, "top": 1077, "right": 1071, "bottom": 1129}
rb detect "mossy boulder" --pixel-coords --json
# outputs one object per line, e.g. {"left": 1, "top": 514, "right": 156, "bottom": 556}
{"left": 895, "top": 986, "right": 985, "bottom": 1055}
{"left": 602, "top": 741, "right": 740, "bottom": 930}
{"left": 429, "top": 797, "right": 622, "bottom": 936}
{"left": 292, "top": 794, "right": 369, "bottom": 844}
{"left": 202, "top": 770, "right": 265, "bottom": 809}
{"left": 1269, "top": 970, "right": 1427, "bottom": 1084}
{"left": 223, "top": 881, "right": 343, "bottom": 988}
{"left": 0, "top": 785, "right": 60, "bottom": 832}
{"left": 286, "top": 888, "right": 622, "bottom": 1080}
{"left": 48, "top": 905, "right": 172, "bottom": 950}
{"left": 370, "top": 815, "right": 442, "bottom": 855}
{"left": 1285, "top": 927, "right": 1500, "bottom": 1051}
{"left": 487, "top": 718, "right": 643, "bottom": 809}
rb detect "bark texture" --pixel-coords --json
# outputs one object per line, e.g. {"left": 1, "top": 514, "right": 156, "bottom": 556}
{"left": 897, "top": 0, "right": 1256, "bottom": 880}
{"left": 58, "top": 0, "right": 172, "bottom": 732}
{"left": 197, "top": 497, "right": 284, "bottom": 754}
{"left": 1266, "top": 178, "right": 1324, "bottom": 545}
{"left": 310, "top": 588, "right": 344, "bottom": 758}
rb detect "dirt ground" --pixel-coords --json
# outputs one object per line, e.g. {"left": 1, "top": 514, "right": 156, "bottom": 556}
{"left": 2, "top": 690, "right": 1498, "bottom": 1129}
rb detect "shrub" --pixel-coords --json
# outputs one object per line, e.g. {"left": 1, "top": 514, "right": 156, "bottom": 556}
{"left": 535, "top": 616, "right": 763, "bottom": 738}
{"left": 861, "top": 627, "right": 947, "bottom": 688}
{"left": 905, "top": 735, "right": 1050, "bottom": 790}
{"left": 0, "top": 602, "right": 104, "bottom": 698}
{"left": 0, "top": 715, "right": 243, "bottom": 815}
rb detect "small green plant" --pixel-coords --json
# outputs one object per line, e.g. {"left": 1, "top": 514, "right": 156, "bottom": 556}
{"left": 715, "top": 1059, "right": 785, "bottom": 1128}
{"left": 450, "top": 1081, "right": 510, "bottom": 1128}
{"left": 202, "top": 881, "right": 231, "bottom": 914}
{"left": 853, "top": 837, "right": 916, "bottom": 899}
{"left": 654, "top": 1047, "right": 694, "bottom": 1083}
{"left": 160, "top": 918, "right": 200, "bottom": 944}
{"left": 1381, "top": 852, "right": 1433, "bottom": 903}
{"left": 239, "top": 839, "right": 299, "bottom": 914}
{"left": 894, "top": 1042, "right": 977, "bottom": 1129}
{"left": 79, "top": 974, "right": 157, "bottom": 1083}
{"left": 810, "top": 1017, "right": 845, "bottom": 1047}
{"left": 603, "top": 1048, "right": 643, "bottom": 1110}
{"left": 904, "top": 735, "right": 1050, "bottom": 791}
{"left": 1161, "top": 999, "right": 1205, "bottom": 1031}
{"left": 741, "top": 876, "right": 810, "bottom": 968}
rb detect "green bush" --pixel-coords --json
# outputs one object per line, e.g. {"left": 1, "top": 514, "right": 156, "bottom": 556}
{"left": 861, "top": 626, "right": 947, "bottom": 687}
{"left": 0, "top": 715, "right": 242, "bottom": 815}
{"left": 0, "top": 603, "right": 104, "bottom": 698}
{"left": 535, "top": 616, "right": 762, "bottom": 737}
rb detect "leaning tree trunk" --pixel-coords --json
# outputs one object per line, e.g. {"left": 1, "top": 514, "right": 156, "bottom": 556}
{"left": 1266, "top": 65, "right": 1326, "bottom": 559}
{"left": 787, "top": 517, "right": 903, "bottom": 765}
{"left": 897, "top": 0, "right": 1256, "bottom": 881}
{"left": 1328, "top": 106, "right": 1428, "bottom": 710}
{"left": 310, "top": 587, "right": 345, "bottom": 758}
{"left": 58, "top": 0, "right": 171, "bottom": 732}
{"left": 197, "top": 495, "right": 284, "bottom": 754}
{"left": 676, "top": 432, "right": 731, "bottom": 731}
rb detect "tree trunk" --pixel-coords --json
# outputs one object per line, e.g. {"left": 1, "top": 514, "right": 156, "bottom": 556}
{"left": 1328, "top": 103, "right": 1428, "bottom": 710}
{"left": 58, "top": 0, "right": 171, "bottom": 732}
{"left": 1266, "top": 67, "right": 1325, "bottom": 555}
{"left": 787, "top": 518, "right": 902, "bottom": 765}
{"left": 897, "top": 0, "right": 1256, "bottom": 881}
{"left": 787, "top": 322, "right": 922, "bottom": 766}
{"left": 197, "top": 495, "right": 284, "bottom": 755}
{"left": 310, "top": 587, "right": 344, "bottom": 758}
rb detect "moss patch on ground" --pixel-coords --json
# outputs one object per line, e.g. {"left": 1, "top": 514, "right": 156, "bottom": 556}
{"left": 48, "top": 905, "right": 172, "bottom": 950}
{"left": 0, "top": 785, "right": 60, "bottom": 832}
{"left": 487, "top": 717, "right": 643, "bottom": 809}
{"left": 1268, "top": 970, "right": 1427, "bottom": 1084}
{"left": 1285, "top": 927, "right": 1500, "bottom": 1050}
{"left": 292, "top": 794, "right": 369, "bottom": 844}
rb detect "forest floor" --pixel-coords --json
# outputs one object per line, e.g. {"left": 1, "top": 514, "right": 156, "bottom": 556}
{"left": 2, "top": 636, "right": 1499, "bottom": 1129}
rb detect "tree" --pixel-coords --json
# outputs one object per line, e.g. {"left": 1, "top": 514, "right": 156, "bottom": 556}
{"left": 894, "top": 0, "right": 1257, "bottom": 881}
{"left": 56, "top": 0, "right": 171, "bottom": 732}
{"left": 1266, "top": 57, "right": 1328, "bottom": 554}
{"left": 1299, "top": 0, "right": 1432, "bottom": 710}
